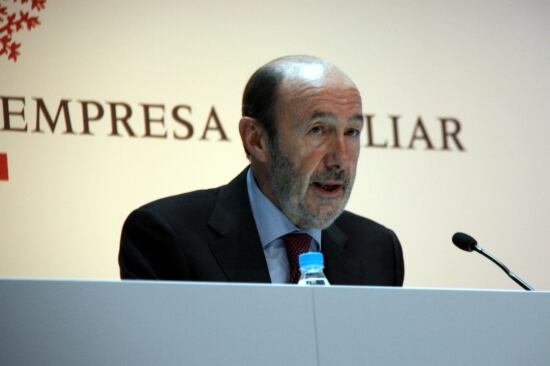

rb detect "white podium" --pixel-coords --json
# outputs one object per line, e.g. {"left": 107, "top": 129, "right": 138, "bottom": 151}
{"left": 1, "top": 279, "right": 549, "bottom": 365}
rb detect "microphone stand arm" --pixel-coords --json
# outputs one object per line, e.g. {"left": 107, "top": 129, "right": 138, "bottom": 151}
{"left": 474, "top": 245, "right": 534, "bottom": 291}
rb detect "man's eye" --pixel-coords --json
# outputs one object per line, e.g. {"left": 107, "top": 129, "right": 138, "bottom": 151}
{"left": 346, "top": 129, "right": 360, "bottom": 137}
{"left": 310, "top": 126, "right": 323, "bottom": 135}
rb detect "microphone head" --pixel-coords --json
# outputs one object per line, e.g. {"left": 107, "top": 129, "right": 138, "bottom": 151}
{"left": 452, "top": 232, "right": 478, "bottom": 252}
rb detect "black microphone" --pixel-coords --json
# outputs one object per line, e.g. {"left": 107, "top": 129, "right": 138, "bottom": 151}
{"left": 452, "top": 232, "right": 534, "bottom": 291}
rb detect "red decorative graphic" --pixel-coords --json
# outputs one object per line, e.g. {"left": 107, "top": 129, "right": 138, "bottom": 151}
{"left": 0, "top": 0, "right": 46, "bottom": 62}
{"left": 0, "top": 153, "right": 8, "bottom": 181}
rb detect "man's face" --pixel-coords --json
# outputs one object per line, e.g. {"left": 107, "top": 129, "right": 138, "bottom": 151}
{"left": 266, "top": 66, "right": 363, "bottom": 229}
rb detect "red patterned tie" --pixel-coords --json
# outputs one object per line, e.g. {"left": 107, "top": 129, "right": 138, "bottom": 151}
{"left": 283, "top": 233, "right": 312, "bottom": 283}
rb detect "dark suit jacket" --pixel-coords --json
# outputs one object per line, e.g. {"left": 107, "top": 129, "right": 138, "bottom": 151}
{"left": 119, "top": 168, "right": 404, "bottom": 286}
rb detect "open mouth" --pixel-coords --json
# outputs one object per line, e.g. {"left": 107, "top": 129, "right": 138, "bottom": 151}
{"left": 313, "top": 182, "right": 342, "bottom": 193}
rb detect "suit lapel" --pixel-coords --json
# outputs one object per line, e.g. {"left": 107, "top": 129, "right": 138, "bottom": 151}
{"left": 207, "top": 168, "right": 271, "bottom": 283}
{"left": 322, "top": 222, "right": 363, "bottom": 285}
{"left": 205, "top": 168, "right": 364, "bottom": 284}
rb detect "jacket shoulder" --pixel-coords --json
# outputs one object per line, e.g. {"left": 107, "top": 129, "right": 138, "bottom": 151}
{"left": 333, "top": 210, "right": 404, "bottom": 286}
{"left": 140, "top": 187, "right": 220, "bottom": 216}
{"left": 335, "top": 210, "right": 394, "bottom": 236}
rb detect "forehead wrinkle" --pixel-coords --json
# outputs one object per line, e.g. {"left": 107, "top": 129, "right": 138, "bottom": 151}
{"left": 285, "top": 88, "right": 362, "bottom": 112}
{"left": 311, "top": 111, "right": 337, "bottom": 121}
{"left": 281, "top": 94, "right": 362, "bottom": 127}
{"left": 306, "top": 95, "right": 362, "bottom": 112}
{"left": 283, "top": 81, "right": 360, "bottom": 99}
{"left": 305, "top": 92, "right": 362, "bottom": 116}
{"left": 275, "top": 71, "right": 363, "bottom": 127}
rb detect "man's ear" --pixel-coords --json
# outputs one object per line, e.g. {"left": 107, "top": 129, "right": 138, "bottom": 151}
{"left": 239, "top": 117, "right": 270, "bottom": 162}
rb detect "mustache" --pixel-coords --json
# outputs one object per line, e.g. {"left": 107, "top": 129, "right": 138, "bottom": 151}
{"left": 310, "top": 168, "right": 351, "bottom": 187}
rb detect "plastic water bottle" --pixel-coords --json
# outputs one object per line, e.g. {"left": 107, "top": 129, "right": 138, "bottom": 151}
{"left": 297, "top": 252, "right": 330, "bottom": 286}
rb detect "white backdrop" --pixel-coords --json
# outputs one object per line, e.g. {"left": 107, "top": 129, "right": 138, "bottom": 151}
{"left": 1, "top": 0, "right": 549, "bottom": 290}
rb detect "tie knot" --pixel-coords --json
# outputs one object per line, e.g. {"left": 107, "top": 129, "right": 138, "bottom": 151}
{"left": 283, "top": 233, "right": 312, "bottom": 283}
{"left": 283, "top": 233, "right": 312, "bottom": 249}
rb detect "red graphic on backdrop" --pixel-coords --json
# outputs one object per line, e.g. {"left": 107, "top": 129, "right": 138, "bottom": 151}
{"left": 0, "top": 153, "right": 8, "bottom": 181}
{"left": 0, "top": 0, "right": 46, "bottom": 62}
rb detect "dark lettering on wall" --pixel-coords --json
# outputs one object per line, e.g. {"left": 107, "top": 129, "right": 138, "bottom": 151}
{"left": 201, "top": 106, "right": 228, "bottom": 141}
{"left": 172, "top": 104, "right": 193, "bottom": 140}
{"left": 389, "top": 115, "right": 402, "bottom": 149}
{"left": 364, "top": 114, "right": 388, "bottom": 148}
{"left": 439, "top": 117, "right": 465, "bottom": 151}
{"left": 141, "top": 103, "right": 167, "bottom": 138}
{"left": 80, "top": 100, "right": 104, "bottom": 135}
{"left": 408, "top": 116, "right": 434, "bottom": 150}
{"left": 33, "top": 98, "right": 74, "bottom": 134}
{"left": 0, "top": 96, "right": 466, "bottom": 151}
{"left": 107, "top": 102, "right": 135, "bottom": 137}
{"left": 1, "top": 96, "right": 26, "bottom": 131}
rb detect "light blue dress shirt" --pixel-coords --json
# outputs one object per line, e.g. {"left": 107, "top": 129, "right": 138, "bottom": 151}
{"left": 246, "top": 168, "right": 321, "bottom": 283}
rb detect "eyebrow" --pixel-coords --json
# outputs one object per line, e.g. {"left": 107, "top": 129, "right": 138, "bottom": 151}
{"left": 311, "top": 111, "right": 364, "bottom": 124}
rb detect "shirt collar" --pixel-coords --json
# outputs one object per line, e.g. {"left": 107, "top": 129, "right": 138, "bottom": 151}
{"left": 246, "top": 168, "right": 321, "bottom": 248}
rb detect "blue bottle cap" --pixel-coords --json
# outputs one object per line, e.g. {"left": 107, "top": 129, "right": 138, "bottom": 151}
{"left": 299, "top": 252, "right": 324, "bottom": 268}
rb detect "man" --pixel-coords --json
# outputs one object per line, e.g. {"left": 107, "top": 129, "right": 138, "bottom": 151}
{"left": 119, "top": 55, "right": 404, "bottom": 285}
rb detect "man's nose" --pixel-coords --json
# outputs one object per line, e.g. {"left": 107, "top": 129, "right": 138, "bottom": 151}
{"left": 324, "top": 135, "right": 349, "bottom": 170}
